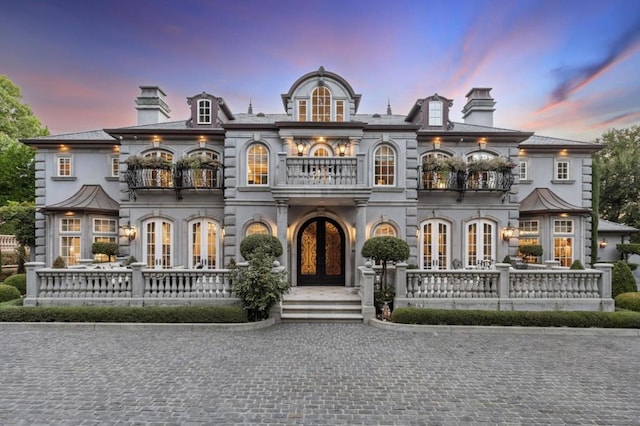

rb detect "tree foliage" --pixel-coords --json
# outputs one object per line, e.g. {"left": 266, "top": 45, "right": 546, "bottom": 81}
{"left": 361, "top": 236, "right": 410, "bottom": 298}
{"left": 0, "top": 201, "right": 35, "bottom": 248}
{"left": 595, "top": 126, "right": 640, "bottom": 241}
{"left": 0, "top": 75, "right": 48, "bottom": 205}
{"left": 612, "top": 261, "right": 637, "bottom": 298}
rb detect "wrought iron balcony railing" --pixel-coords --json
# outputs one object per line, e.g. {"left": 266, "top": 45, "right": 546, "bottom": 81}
{"left": 419, "top": 168, "right": 514, "bottom": 193}
{"left": 125, "top": 165, "right": 224, "bottom": 200}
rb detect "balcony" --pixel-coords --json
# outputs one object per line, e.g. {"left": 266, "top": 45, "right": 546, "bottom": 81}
{"left": 125, "top": 163, "right": 223, "bottom": 200}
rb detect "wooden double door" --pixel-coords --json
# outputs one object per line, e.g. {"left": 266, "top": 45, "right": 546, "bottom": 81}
{"left": 297, "top": 217, "right": 345, "bottom": 286}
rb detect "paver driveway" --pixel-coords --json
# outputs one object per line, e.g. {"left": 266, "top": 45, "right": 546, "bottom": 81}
{"left": 1, "top": 323, "right": 639, "bottom": 425}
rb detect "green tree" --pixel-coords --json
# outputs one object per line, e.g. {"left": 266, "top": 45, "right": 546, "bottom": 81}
{"left": 0, "top": 201, "right": 36, "bottom": 268}
{"left": 595, "top": 126, "right": 640, "bottom": 241}
{"left": 361, "top": 236, "right": 410, "bottom": 302}
{"left": 0, "top": 75, "right": 49, "bottom": 205}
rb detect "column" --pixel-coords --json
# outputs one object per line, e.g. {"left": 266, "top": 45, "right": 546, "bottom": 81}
{"left": 355, "top": 199, "right": 367, "bottom": 270}
{"left": 276, "top": 199, "right": 289, "bottom": 270}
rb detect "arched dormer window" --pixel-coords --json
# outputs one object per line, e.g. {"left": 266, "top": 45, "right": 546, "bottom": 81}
{"left": 312, "top": 87, "right": 331, "bottom": 122}
{"left": 197, "top": 99, "right": 212, "bottom": 124}
{"left": 374, "top": 145, "right": 395, "bottom": 186}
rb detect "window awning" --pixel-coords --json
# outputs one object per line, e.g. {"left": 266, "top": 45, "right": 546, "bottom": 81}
{"left": 519, "top": 188, "right": 590, "bottom": 215}
{"left": 43, "top": 185, "right": 119, "bottom": 215}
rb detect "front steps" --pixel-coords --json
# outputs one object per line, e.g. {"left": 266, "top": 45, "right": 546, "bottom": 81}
{"left": 280, "top": 286, "right": 363, "bottom": 323}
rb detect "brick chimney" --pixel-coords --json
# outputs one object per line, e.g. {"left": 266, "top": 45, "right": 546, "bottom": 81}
{"left": 461, "top": 88, "right": 495, "bottom": 127}
{"left": 135, "top": 86, "right": 171, "bottom": 125}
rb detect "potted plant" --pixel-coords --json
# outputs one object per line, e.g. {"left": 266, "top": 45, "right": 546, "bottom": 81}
{"left": 444, "top": 156, "right": 466, "bottom": 172}
{"left": 489, "top": 156, "right": 517, "bottom": 172}
{"left": 519, "top": 244, "right": 543, "bottom": 258}
{"left": 466, "top": 158, "right": 492, "bottom": 173}
{"left": 91, "top": 242, "right": 119, "bottom": 262}
{"left": 176, "top": 154, "right": 219, "bottom": 170}
{"left": 125, "top": 155, "right": 172, "bottom": 170}
{"left": 422, "top": 156, "right": 447, "bottom": 172}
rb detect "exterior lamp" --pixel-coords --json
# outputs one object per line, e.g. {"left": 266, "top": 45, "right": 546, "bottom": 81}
{"left": 338, "top": 143, "right": 347, "bottom": 156}
{"left": 478, "top": 138, "right": 487, "bottom": 150}
{"left": 599, "top": 239, "right": 607, "bottom": 249}
{"left": 297, "top": 142, "right": 305, "bottom": 156}
{"left": 122, "top": 222, "right": 137, "bottom": 241}
{"left": 433, "top": 138, "right": 441, "bottom": 149}
{"left": 502, "top": 224, "right": 516, "bottom": 242}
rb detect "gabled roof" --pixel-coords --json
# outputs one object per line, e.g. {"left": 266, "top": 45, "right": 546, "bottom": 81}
{"left": 519, "top": 188, "right": 590, "bottom": 215}
{"left": 43, "top": 185, "right": 119, "bottom": 214}
{"left": 598, "top": 219, "right": 640, "bottom": 233}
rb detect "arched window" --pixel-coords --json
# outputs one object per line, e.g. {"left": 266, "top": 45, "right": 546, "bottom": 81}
{"left": 143, "top": 218, "right": 173, "bottom": 269}
{"left": 188, "top": 150, "right": 220, "bottom": 188}
{"left": 144, "top": 150, "right": 173, "bottom": 187}
{"left": 311, "top": 145, "right": 331, "bottom": 157}
{"left": 466, "top": 219, "right": 496, "bottom": 269}
{"left": 197, "top": 99, "right": 212, "bottom": 124}
{"left": 466, "top": 152, "right": 496, "bottom": 190}
{"left": 247, "top": 144, "right": 269, "bottom": 185}
{"left": 421, "top": 152, "right": 452, "bottom": 189}
{"left": 312, "top": 87, "right": 331, "bottom": 122}
{"left": 188, "top": 218, "right": 220, "bottom": 269}
{"left": 372, "top": 223, "right": 396, "bottom": 237}
{"left": 420, "top": 219, "right": 450, "bottom": 269}
{"left": 246, "top": 222, "right": 269, "bottom": 236}
{"left": 374, "top": 145, "right": 395, "bottom": 186}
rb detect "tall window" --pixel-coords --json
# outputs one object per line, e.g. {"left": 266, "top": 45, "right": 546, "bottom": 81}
{"left": 144, "top": 150, "right": 173, "bottom": 187}
{"left": 93, "top": 218, "right": 117, "bottom": 262}
{"left": 553, "top": 219, "right": 574, "bottom": 267}
{"left": 518, "top": 220, "right": 540, "bottom": 263}
{"left": 428, "top": 101, "right": 443, "bottom": 126}
{"left": 247, "top": 144, "right": 269, "bottom": 185}
{"left": 143, "top": 219, "right": 173, "bottom": 269}
{"left": 246, "top": 222, "right": 269, "bottom": 236}
{"left": 372, "top": 223, "right": 396, "bottom": 237}
{"left": 519, "top": 160, "right": 528, "bottom": 180}
{"left": 421, "top": 219, "right": 450, "bottom": 269}
{"left": 555, "top": 160, "right": 570, "bottom": 180}
{"left": 374, "top": 145, "right": 395, "bottom": 186}
{"left": 189, "top": 219, "right": 219, "bottom": 269}
{"left": 335, "top": 100, "right": 345, "bottom": 122}
{"left": 60, "top": 217, "right": 81, "bottom": 266}
{"left": 312, "top": 87, "right": 331, "bottom": 122}
{"left": 189, "top": 150, "right": 219, "bottom": 188}
{"left": 466, "top": 219, "right": 495, "bottom": 268}
{"left": 298, "top": 100, "right": 307, "bottom": 121}
{"left": 422, "top": 152, "right": 451, "bottom": 189}
{"left": 110, "top": 156, "right": 119, "bottom": 178}
{"left": 56, "top": 155, "right": 72, "bottom": 177}
{"left": 197, "top": 99, "right": 212, "bottom": 124}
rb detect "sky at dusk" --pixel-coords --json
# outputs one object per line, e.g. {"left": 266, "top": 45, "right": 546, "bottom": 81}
{"left": 2, "top": 0, "right": 640, "bottom": 141}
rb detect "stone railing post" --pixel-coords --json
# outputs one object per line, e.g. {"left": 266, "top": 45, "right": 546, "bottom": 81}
{"left": 24, "top": 261, "right": 45, "bottom": 307}
{"left": 130, "top": 262, "right": 146, "bottom": 306}
{"left": 359, "top": 265, "right": 376, "bottom": 322}
{"left": 276, "top": 152, "right": 287, "bottom": 185}
{"left": 395, "top": 262, "right": 407, "bottom": 298}
{"left": 593, "top": 263, "right": 613, "bottom": 299}
{"left": 495, "top": 263, "right": 510, "bottom": 299}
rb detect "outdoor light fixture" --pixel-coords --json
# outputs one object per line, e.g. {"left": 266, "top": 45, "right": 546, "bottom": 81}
{"left": 433, "top": 138, "right": 441, "bottom": 149}
{"left": 599, "top": 239, "right": 607, "bottom": 249}
{"left": 122, "top": 222, "right": 137, "bottom": 241}
{"left": 338, "top": 143, "right": 347, "bottom": 156}
{"left": 502, "top": 223, "right": 516, "bottom": 242}
{"left": 297, "top": 142, "right": 305, "bottom": 156}
{"left": 478, "top": 138, "right": 487, "bottom": 150}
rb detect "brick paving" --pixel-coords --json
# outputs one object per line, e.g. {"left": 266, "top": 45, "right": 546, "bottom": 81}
{"left": 1, "top": 323, "right": 639, "bottom": 425}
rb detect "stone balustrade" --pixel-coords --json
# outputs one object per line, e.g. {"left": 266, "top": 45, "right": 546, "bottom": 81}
{"left": 0, "top": 234, "right": 19, "bottom": 252}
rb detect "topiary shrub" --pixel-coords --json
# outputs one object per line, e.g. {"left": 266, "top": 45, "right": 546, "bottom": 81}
{"left": 91, "top": 242, "right": 119, "bottom": 262}
{"left": 502, "top": 255, "right": 512, "bottom": 264}
{"left": 239, "top": 234, "right": 283, "bottom": 261}
{"left": 570, "top": 260, "right": 585, "bottom": 270}
{"left": 519, "top": 244, "right": 543, "bottom": 257}
{"left": 52, "top": 256, "right": 66, "bottom": 268}
{"left": 612, "top": 261, "right": 637, "bottom": 298}
{"left": 3, "top": 274, "right": 26, "bottom": 295}
{"left": 0, "top": 284, "right": 20, "bottom": 302}
{"left": 614, "top": 292, "right": 640, "bottom": 312}
{"left": 362, "top": 236, "right": 410, "bottom": 311}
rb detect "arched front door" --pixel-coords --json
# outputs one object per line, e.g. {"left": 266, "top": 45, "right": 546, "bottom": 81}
{"left": 297, "top": 217, "right": 345, "bottom": 286}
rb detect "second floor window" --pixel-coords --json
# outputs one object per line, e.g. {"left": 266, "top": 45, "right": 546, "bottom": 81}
{"left": 110, "top": 156, "right": 119, "bottom": 177}
{"left": 298, "top": 100, "right": 307, "bottom": 122}
{"left": 374, "top": 145, "right": 395, "bottom": 186}
{"left": 57, "top": 155, "right": 72, "bottom": 177}
{"left": 555, "top": 160, "right": 570, "bottom": 180}
{"left": 247, "top": 144, "right": 269, "bottom": 185}
{"left": 312, "top": 87, "right": 331, "bottom": 122}
{"left": 519, "top": 160, "right": 528, "bottom": 180}
{"left": 197, "top": 99, "right": 212, "bottom": 124}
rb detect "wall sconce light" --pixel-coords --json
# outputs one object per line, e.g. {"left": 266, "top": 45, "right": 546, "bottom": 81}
{"left": 297, "top": 142, "right": 305, "bottom": 156}
{"left": 122, "top": 222, "right": 137, "bottom": 241}
{"left": 433, "top": 138, "right": 441, "bottom": 150}
{"left": 478, "top": 138, "right": 487, "bottom": 150}
{"left": 502, "top": 223, "right": 516, "bottom": 242}
{"left": 599, "top": 239, "right": 607, "bottom": 249}
{"left": 338, "top": 143, "right": 347, "bottom": 157}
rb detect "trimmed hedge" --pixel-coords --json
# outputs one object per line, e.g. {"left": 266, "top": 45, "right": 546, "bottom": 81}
{"left": 0, "top": 284, "right": 21, "bottom": 303}
{"left": 0, "top": 305, "right": 248, "bottom": 323}
{"left": 391, "top": 307, "right": 640, "bottom": 329}
{"left": 615, "top": 292, "right": 640, "bottom": 312}
{"left": 3, "top": 273, "right": 26, "bottom": 295}
{"left": 612, "top": 261, "right": 637, "bottom": 298}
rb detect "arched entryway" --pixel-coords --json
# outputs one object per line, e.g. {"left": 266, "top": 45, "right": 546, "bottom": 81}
{"left": 297, "top": 217, "right": 345, "bottom": 286}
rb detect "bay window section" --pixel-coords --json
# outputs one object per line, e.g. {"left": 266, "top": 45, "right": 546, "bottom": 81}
{"left": 60, "top": 217, "right": 81, "bottom": 266}
{"left": 518, "top": 220, "right": 540, "bottom": 263}
{"left": 553, "top": 219, "right": 574, "bottom": 267}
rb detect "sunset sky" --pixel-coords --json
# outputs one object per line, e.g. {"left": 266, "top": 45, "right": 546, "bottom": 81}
{"left": 2, "top": 0, "right": 639, "bottom": 141}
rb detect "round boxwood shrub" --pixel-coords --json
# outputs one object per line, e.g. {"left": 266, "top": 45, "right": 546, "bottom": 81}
{"left": 239, "top": 234, "right": 283, "bottom": 261}
{"left": 614, "top": 292, "right": 640, "bottom": 312}
{"left": 612, "top": 261, "right": 637, "bottom": 298}
{"left": 52, "top": 256, "right": 66, "bottom": 268}
{"left": 3, "top": 273, "right": 26, "bottom": 295}
{"left": 0, "top": 284, "right": 21, "bottom": 303}
{"left": 570, "top": 260, "right": 585, "bottom": 270}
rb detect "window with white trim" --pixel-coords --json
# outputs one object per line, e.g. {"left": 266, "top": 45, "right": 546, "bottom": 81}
{"left": 56, "top": 155, "right": 72, "bottom": 177}
{"left": 312, "top": 87, "right": 331, "bottom": 122}
{"left": 555, "top": 160, "right": 570, "bottom": 180}
{"left": 247, "top": 144, "right": 269, "bottom": 185}
{"left": 428, "top": 101, "right": 443, "bottom": 126}
{"left": 110, "top": 156, "right": 119, "bottom": 177}
{"left": 143, "top": 218, "right": 173, "bottom": 269}
{"left": 519, "top": 160, "right": 528, "bottom": 180}
{"left": 297, "top": 100, "right": 307, "bottom": 122}
{"left": 143, "top": 150, "right": 173, "bottom": 187}
{"left": 335, "top": 100, "right": 345, "bottom": 122}
{"left": 246, "top": 222, "right": 269, "bottom": 236}
{"left": 374, "top": 145, "right": 395, "bottom": 186}
{"left": 553, "top": 219, "right": 574, "bottom": 267}
{"left": 518, "top": 220, "right": 540, "bottom": 263}
{"left": 188, "top": 218, "right": 219, "bottom": 269}
{"left": 197, "top": 99, "right": 212, "bottom": 124}
{"left": 60, "top": 217, "right": 81, "bottom": 266}
{"left": 372, "top": 223, "right": 396, "bottom": 237}
{"left": 189, "top": 150, "right": 219, "bottom": 188}
{"left": 466, "top": 219, "right": 496, "bottom": 269}
{"left": 93, "top": 218, "right": 117, "bottom": 262}
{"left": 420, "top": 219, "right": 450, "bottom": 269}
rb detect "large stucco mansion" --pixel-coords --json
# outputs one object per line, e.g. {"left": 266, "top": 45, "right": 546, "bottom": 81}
{"left": 23, "top": 67, "right": 615, "bottom": 315}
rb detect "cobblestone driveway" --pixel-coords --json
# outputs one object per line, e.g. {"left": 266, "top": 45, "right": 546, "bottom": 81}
{"left": 1, "top": 323, "right": 639, "bottom": 425}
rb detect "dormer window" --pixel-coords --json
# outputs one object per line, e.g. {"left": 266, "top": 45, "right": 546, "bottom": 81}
{"left": 312, "top": 87, "right": 331, "bottom": 122}
{"left": 197, "top": 99, "right": 212, "bottom": 124}
{"left": 428, "top": 101, "right": 443, "bottom": 126}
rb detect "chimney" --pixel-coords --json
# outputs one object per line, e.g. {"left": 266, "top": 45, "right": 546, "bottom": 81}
{"left": 135, "top": 86, "right": 171, "bottom": 125}
{"left": 461, "top": 88, "right": 495, "bottom": 127}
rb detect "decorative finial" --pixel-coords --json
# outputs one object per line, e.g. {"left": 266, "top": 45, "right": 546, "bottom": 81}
{"left": 248, "top": 98, "right": 253, "bottom": 114}
{"left": 387, "top": 98, "right": 392, "bottom": 115}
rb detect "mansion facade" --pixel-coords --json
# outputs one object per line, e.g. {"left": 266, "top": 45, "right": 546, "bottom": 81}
{"left": 24, "top": 67, "right": 601, "bottom": 288}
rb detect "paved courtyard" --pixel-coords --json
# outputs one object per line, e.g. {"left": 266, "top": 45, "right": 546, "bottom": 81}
{"left": 1, "top": 323, "right": 639, "bottom": 425}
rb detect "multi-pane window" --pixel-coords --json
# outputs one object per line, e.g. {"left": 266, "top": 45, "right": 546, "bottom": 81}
{"left": 110, "top": 156, "right": 119, "bottom": 177}
{"left": 422, "top": 152, "right": 451, "bottom": 189}
{"left": 421, "top": 219, "right": 450, "bottom": 269}
{"left": 553, "top": 219, "right": 574, "bottom": 267}
{"left": 298, "top": 100, "right": 307, "bottom": 121}
{"left": 189, "top": 150, "right": 219, "bottom": 188}
{"left": 428, "top": 101, "right": 443, "bottom": 126}
{"left": 57, "top": 155, "right": 72, "bottom": 177}
{"left": 197, "top": 99, "right": 212, "bottom": 124}
{"left": 312, "top": 87, "right": 331, "bottom": 122}
{"left": 519, "top": 160, "right": 528, "bottom": 180}
{"left": 373, "top": 223, "right": 396, "bottom": 237}
{"left": 555, "top": 160, "right": 570, "bottom": 180}
{"left": 144, "top": 150, "right": 173, "bottom": 187}
{"left": 247, "top": 144, "right": 269, "bottom": 185}
{"left": 144, "top": 219, "right": 173, "bottom": 269}
{"left": 374, "top": 145, "right": 395, "bottom": 186}
{"left": 93, "top": 218, "right": 117, "bottom": 262}
{"left": 335, "top": 100, "right": 345, "bottom": 122}
{"left": 189, "top": 219, "right": 218, "bottom": 269}
{"left": 466, "top": 219, "right": 495, "bottom": 269}
{"left": 60, "top": 218, "right": 81, "bottom": 266}
{"left": 518, "top": 220, "right": 540, "bottom": 263}
{"left": 246, "top": 222, "right": 269, "bottom": 236}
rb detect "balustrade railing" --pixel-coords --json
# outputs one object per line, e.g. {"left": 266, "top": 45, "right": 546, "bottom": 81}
{"left": 406, "top": 270, "right": 499, "bottom": 298}
{"left": 509, "top": 270, "right": 601, "bottom": 298}
{"left": 142, "top": 269, "right": 233, "bottom": 298}
{"left": 37, "top": 269, "right": 133, "bottom": 298}
{"left": 0, "top": 234, "right": 19, "bottom": 252}
{"left": 286, "top": 157, "right": 357, "bottom": 185}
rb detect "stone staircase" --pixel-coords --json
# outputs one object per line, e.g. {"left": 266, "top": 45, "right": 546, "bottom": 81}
{"left": 280, "top": 286, "right": 364, "bottom": 323}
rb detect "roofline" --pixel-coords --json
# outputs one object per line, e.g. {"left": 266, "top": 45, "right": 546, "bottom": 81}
{"left": 281, "top": 67, "right": 362, "bottom": 112}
